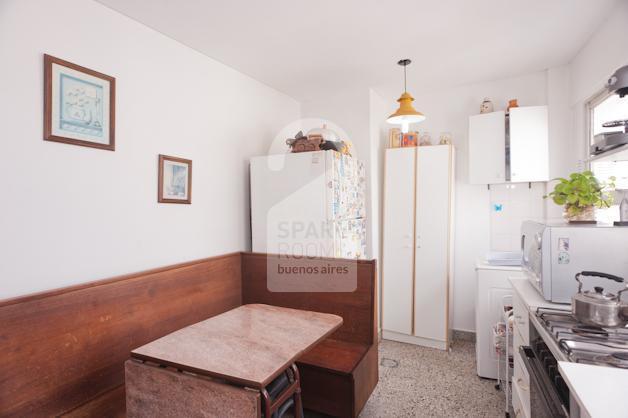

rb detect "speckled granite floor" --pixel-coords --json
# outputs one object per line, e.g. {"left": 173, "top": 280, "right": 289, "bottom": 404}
{"left": 357, "top": 339, "right": 505, "bottom": 418}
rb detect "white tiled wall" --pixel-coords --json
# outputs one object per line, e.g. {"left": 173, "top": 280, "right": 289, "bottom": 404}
{"left": 489, "top": 183, "right": 546, "bottom": 251}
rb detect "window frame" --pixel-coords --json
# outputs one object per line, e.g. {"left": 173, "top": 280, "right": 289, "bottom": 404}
{"left": 584, "top": 87, "right": 626, "bottom": 175}
{"left": 585, "top": 88, "right": 613, "bottom": 153}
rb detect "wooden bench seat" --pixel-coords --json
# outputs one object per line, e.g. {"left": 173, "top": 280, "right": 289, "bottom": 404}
{"left": 297, "top": 339, "right": 369, "bottom": 375}
{"left": 297, "top": 340, "right": 378, "bottom": 418}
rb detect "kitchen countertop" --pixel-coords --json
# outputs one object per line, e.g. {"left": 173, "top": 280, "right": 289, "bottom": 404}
{"left": 508, "top": 277, "right": 570, "bottom": 311}
{"left": 558, "top": 362, "right": 628, "bottom": 418}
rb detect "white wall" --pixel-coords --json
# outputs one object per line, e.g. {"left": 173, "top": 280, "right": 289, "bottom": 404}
{"left": 546, "top": 65, "right": 575, "bottom": 220}
{"left": 368, "top": 89, "right": 389, "bottom": 329}
{"left": 489, "top": 183, "right": 546, "bottom": 251}
{"left": 299, "top": 88, "right": 389, "bottom": 329}
{"left": 0, "top": 0, "right": 300, "bottom": 299}
{"left": 570, "top": 0, "right": 628, "bottom": 107}
{"left": 300, "top": 88, "right": 377, "bottom": 257}
{"left": 408, "top": 71, "right": 548, "bottom": 331}
{"left": 569, "top": 0, "right": 628, "bottom": 166}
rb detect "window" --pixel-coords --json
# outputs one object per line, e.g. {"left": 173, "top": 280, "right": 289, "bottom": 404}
{"left": 587, "top": 91, "right": 628, "bottom": 223}
{"left": 589, "top": 93, "right": 628, "bottom": 144}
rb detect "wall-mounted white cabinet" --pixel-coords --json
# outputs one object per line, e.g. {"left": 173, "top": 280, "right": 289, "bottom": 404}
{"left": 382, "top": 145, "right": 455, "bottom": 350}
{"left": 468, "top": 106, "right": 549, "bottom": 184}
{"left": 509, "top": 106, "right": 549, "bottom": 182}
{"left": 469, "top": 110, "right": 506, "bottom": 184}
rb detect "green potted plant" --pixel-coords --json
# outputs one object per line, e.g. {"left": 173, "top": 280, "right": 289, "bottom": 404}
{"left": 545, "top": 171, "right": 615, "bottom": 223}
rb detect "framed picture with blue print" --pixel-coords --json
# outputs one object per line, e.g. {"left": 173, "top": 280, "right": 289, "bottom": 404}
{"left": 44, "top": 54, "right": 115, "bottom": 150}
{"left": 158, "top": 154, "right": 192, "bottom": 204}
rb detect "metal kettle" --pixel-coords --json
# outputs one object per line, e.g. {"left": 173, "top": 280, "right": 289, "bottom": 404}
{"left": 572, "top": 271, "right": 628, "bottom": 327}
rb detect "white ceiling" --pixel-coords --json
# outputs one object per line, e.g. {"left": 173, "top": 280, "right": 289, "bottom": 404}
{"left": 96, "top": 0, "right": 617, "bottom": 102}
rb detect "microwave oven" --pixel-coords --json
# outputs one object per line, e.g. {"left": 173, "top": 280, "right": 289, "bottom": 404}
{"left": 521, "top": 220, "right": 628, "bottom": 303}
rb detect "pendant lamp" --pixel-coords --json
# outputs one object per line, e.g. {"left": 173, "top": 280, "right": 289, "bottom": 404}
{"left": 387, "top": 59, "right": 425, "bottom": 133}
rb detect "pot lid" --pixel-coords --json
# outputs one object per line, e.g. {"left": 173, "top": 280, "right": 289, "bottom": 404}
{"left": 580, "top": 286, "right": 620, "bottom": 303}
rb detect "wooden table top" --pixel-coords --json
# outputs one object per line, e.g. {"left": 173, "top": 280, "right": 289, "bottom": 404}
{"left": 131, "top": 304, "right": 343, "bottom": 388}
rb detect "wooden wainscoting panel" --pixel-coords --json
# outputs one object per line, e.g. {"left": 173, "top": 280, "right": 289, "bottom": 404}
{"left": 0, "top": 253, "right": 242, "bottom": 417}
{"left": 241, "top": 252, "right": 377, "bottom": 346}
{"left": 61, "top": 385, "right": 126, "bottom": 418}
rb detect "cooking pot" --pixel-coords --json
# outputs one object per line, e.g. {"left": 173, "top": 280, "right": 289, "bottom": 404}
{"left": 572, "top": 271, "right": 628, "bottom": 327}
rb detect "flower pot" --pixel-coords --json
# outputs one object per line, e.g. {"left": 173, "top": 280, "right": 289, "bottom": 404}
{"left": 564, "top": 205, "right": 596, "bottom": 223}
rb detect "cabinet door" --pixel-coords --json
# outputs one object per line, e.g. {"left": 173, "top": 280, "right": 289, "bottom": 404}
{"left": 414, "top": 145, "right": 452, "bottom": 342}
{"left": 382, "top": 148, "right": 416, "bottom": 335}
{"left": 510, "top": 106, "right": 549, "bottom": 182}
{"left": 468, "top": 111, "right": 506, "bottom": 184}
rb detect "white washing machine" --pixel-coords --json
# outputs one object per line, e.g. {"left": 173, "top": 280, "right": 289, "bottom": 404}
{"left": 475, "top": 259, "right": 524, "bottom": 379}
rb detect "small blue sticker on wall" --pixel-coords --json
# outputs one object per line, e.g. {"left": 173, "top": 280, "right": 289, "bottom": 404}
{"left": 493, "top": 203, "right": 503, "bottom": 212}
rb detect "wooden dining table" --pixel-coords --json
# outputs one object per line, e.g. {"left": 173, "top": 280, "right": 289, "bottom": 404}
{"left": 125, "top": 304, "right": 343, "bottom": 417}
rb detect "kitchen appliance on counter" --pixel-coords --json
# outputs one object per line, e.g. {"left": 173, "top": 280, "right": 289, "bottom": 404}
{"left": 521, "top": 221, "right": 628, "bottom": 303}
{"left": 572, "top": 271, "right": 628, "bottom": 327}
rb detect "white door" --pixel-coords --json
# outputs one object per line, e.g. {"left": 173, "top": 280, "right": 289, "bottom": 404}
{"left": 510, "top": 106, "right": 549, "bottom": 182}
{"left": 382, "top": 148, "right": 416, "bottom": 335}
{"left": 468, "top": 111, "right": 506, "bottom": 184}
{"left": 414, "top": 145, "right": 452, "bottom": 342}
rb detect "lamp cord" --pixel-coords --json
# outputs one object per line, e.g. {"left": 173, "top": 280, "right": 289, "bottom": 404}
{"left": 397, "top": 59, "right": 411, "bottom": 93}
{"left": 404, "top": 65, "right": 407, "bottom": 93}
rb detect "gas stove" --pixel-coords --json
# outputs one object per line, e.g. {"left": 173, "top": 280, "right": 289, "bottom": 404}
{"left": 535, "top": 307, "right": 628, "bottom": 368}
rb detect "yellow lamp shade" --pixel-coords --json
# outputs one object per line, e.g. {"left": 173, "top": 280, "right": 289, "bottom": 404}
{"left": 387, "top": 92, "right": 426, "bottom": 125}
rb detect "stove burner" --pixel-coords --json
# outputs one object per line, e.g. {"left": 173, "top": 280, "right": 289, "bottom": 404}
{"left": 591, "top": 352, "right": 628, "bottom": 369}
{"left": 572, "top": 325, "right": 608, "bottom": 337}
{"left": 536, "top": 307, "right": 628, "bottom": 369}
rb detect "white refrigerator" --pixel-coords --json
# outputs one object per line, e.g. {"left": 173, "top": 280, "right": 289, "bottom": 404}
{"left": 250, "top": 151, "right": 366, "bottom": 259}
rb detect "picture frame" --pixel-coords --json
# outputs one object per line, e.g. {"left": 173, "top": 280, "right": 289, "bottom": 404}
{"left": 158, "top": 154, "right": 192, "bottom": 204}
{"left": 44, "top": 54, "right": 115, "bottom": 151}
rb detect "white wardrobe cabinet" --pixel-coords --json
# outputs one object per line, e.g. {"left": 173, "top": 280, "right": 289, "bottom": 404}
{"left": 468, "top": 106, "right": 548, "bottom": 184}
{"left": 382, "top": 145, "right": 455, "bottom": 350}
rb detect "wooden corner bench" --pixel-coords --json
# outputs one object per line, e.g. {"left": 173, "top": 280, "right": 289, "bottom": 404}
{"left": 241, "top": 252, "right": 379, "bottom": 418}
{"left": 0, "top": 251, "right": 378, "bottom": 418}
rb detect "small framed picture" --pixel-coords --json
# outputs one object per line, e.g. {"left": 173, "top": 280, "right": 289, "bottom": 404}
{"left": 44, "top": 54, "right": 115, "bottom": 150}
{"left": 158, "top": 155, "right": 192, "bottom": 204}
